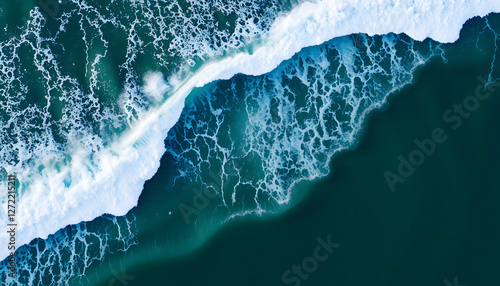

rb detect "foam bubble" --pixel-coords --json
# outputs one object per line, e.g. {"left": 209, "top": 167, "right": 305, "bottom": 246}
{"left": 143, "top": 72, "right": 169, "bottom": 102}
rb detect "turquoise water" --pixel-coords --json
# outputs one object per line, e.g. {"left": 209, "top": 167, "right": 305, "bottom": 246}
{"left": 111, "top": 15, "right": 500, "bottom": 286}
{"left": 0, "top": 1, "right": 498, "bottom": 285}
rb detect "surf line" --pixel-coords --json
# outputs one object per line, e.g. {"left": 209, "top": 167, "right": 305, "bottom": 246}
{"left": 6, "top": 173, "right": 16, "bottom": 279}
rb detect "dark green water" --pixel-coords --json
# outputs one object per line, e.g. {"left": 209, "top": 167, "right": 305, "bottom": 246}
{"left": 0, "top": 1, "right": 499, "bottom": 285}
{"left": 87, "top": 16, "right": 500, "bottom": 286}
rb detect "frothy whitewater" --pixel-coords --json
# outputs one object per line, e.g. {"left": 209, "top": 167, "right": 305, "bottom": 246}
{"left": 0, "top": 0, "right": 499, "bottom": 268}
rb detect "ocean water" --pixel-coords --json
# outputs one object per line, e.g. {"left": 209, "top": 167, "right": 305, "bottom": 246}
{"left": 0, "top": 0, "right": 499, "bottom": 285}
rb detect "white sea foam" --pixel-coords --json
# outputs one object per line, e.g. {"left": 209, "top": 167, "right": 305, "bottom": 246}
{"left": 193, "top": 0, "right": 500, "bottom": 85}
{"left": 143, "top": 72, "right": 170, "bottom": 102}
{"left": 1, "top": 0, "right": 499, "bottom": 262}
